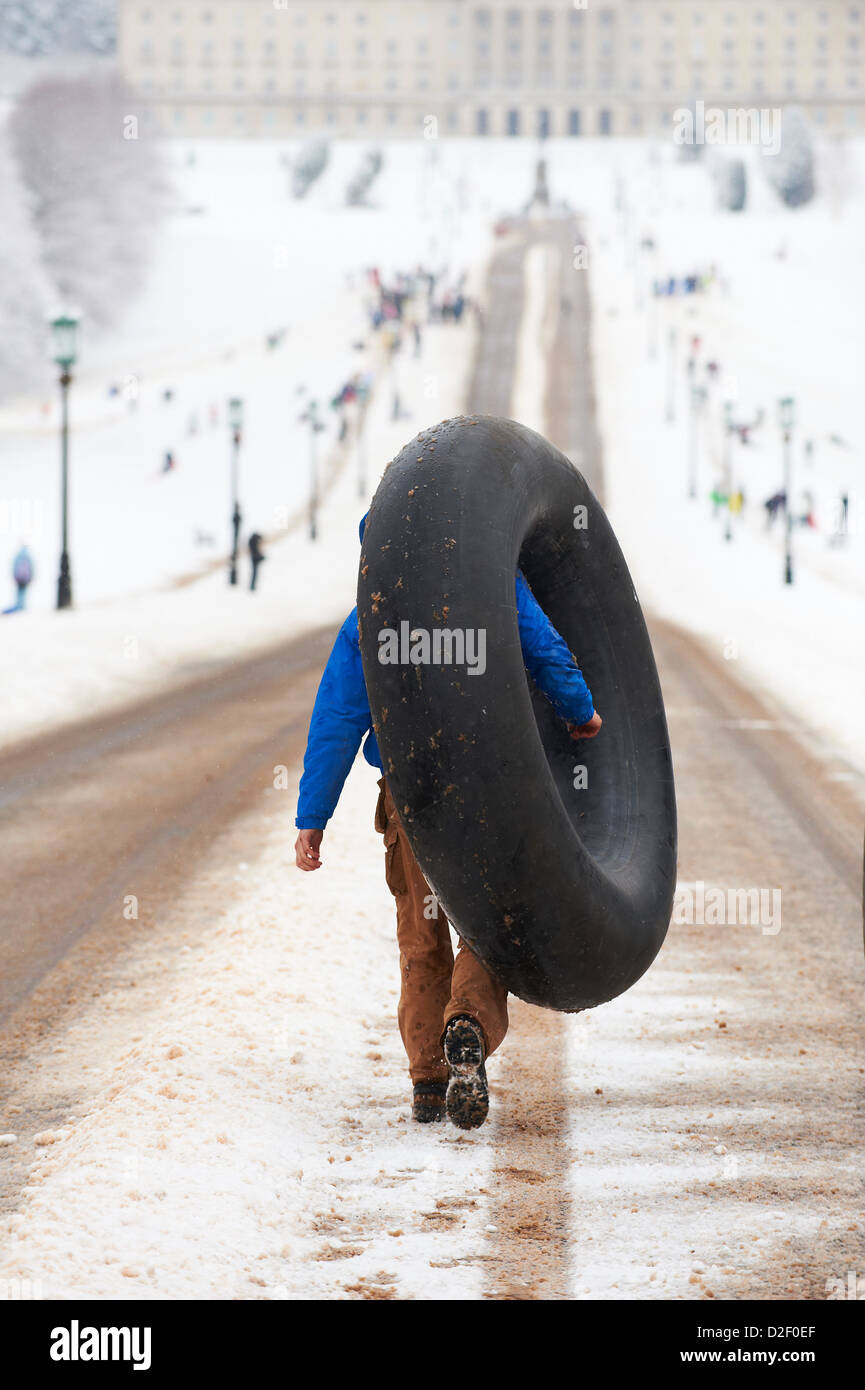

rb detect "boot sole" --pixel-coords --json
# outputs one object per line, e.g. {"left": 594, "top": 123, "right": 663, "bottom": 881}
{"left": 444, "top": 1019, "right": 489, "bottom": 1130}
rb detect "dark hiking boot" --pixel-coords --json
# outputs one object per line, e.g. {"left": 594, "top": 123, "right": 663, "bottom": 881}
{"left": 412, "top": 1081, "right": 446, "bottom": 1124}
{"left": 443, "top": 1016, "right": 489, "bottom": 1130}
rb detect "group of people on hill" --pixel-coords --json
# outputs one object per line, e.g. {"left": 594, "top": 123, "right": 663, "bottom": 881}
{"left": 365, "top": 264, "right": 471, "bottom": 338}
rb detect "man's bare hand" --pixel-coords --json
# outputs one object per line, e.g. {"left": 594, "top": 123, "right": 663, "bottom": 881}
{"left": 295, "top": 828, "right": 323, "bottom": 871}
{"left": 569, "top": 712, "right": 603, "bottom": 740}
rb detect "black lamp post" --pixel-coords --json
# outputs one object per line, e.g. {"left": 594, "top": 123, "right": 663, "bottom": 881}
{"left": 51, "top": 312, "right": 80, "bottom": 610}
{"left": 228, "top": 397, "right": 244, "bottom": 585}
{"left": 665, "top": 325, "right": 677, "bottom": 423}
{"left": 688, "top": 383, "right": 707, "bottom": 500}
{"left": 723, "top": 399, "right": 735, "bottom": 542}
{"left": 300, "top": 399, "right": 325, "bottom": 540}
{"left": 779, "top": 396, "right": 796, "bottom": 585}
{"left": 355, "top": 377, "right": 371, "bottom": 500}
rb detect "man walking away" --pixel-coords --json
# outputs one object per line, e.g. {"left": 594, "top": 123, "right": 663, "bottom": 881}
{"left": 12, "top": 545, "right": 34, "bottom": 610}
{"left": 249, "top": 532, "right": 265, "bottom": 591}
{"left": 294, "top": 512, "right": 602, "bottom": 1130}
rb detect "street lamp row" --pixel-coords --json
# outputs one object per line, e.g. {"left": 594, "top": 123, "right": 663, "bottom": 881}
{"left": 51, "top": 311, "right": 80, "bottom": 611}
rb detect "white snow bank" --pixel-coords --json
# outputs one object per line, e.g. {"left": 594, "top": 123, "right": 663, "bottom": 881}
{"left": 0, "top": 760, "right": 493, "bottom": 1300}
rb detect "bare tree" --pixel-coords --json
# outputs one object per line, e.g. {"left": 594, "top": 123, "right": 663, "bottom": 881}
{"left": 0, "top": 1, "right": 115, "bottom": 56}
{"left": 8, "top": 71, "right": 172, "bottom": 334}
{"left": 0, "top": 120, "right": 52, "bottom": 400}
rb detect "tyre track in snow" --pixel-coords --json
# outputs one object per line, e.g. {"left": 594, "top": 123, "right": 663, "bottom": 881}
{"left": 474, "top": 214, "right": 864, "bottom": 1299}
{"left": 0, "top": 626, "right": 335, "bottom": 1208}
{"left": 467, "top": 217, "right": 592, "bottom": 1299}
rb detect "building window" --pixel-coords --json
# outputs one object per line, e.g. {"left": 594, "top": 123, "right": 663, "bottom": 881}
{"left": 537, "top": 108, "right": 550, "bottom": 137}
{"left": 506, "top": 108, "right": 520, "bottom": 136}
{"left": 599, "top": 109, "right": 613, "bottom": 135}
{"left": 568, "top": 109, "right": 580, "bottom": 136}
{"left": 476, "top": 108, "right": 489, "bottom": 135}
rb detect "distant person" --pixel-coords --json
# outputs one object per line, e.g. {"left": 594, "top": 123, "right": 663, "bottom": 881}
{"left": 11, "top": 545, "right": 34, "bottom": 610}
{"left": 162, "top": 451, "right": 175, "bottom": 473}
{"left": 249, "top": 532, "right": 265, "bottom": 591}
{"left": 764, "top": 490, "right": 786, "bottom": 528}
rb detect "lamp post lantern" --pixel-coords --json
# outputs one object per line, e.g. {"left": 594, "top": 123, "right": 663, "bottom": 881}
{"left": 51, "top": 312, "right": 80, "bottom": 610}
{"left": 227, "top": 397, "right": 244, "bottom": 586}
{"left": 779, "top": 396, "right": 796, "bottom": 585}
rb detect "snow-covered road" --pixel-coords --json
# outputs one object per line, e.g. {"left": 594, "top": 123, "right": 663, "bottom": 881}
{"left": 1, "top": 201, "right": 863, "bottom": 1301}
{"left": 1, "top": 613, "right": 861, "bottom": 1300}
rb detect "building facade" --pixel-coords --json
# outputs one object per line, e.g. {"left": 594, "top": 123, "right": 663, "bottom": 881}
{"left": 118, "top": 0, "right": 865, "bottom": 138}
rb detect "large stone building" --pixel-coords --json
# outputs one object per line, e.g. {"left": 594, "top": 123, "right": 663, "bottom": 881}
{"left": 118, "top": 0, "right": 865, "bottom": 138}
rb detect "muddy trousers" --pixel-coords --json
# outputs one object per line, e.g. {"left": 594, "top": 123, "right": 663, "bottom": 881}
{"left": 374, "top": 776, "right": 509, "bottom": 1085}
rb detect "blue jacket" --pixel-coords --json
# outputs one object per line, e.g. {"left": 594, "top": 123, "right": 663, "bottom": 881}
{"left": 295, "top": 520, "right": 594, "bottom": 829}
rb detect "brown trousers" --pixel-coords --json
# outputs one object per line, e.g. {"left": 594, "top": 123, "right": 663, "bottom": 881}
{"left": 374, "top": 776, "right": 509, "bottom": 1084}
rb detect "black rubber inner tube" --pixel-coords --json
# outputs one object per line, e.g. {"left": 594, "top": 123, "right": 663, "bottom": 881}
{"left": 358, "top": 415, "right": 677, "bottom": 1011}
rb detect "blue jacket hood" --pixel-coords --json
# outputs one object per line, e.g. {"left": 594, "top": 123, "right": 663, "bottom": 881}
{"left": 359, "top": 511, "right": 368, "bottom": 543}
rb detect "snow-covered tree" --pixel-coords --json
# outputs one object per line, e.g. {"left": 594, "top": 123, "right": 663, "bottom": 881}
{"left": 292, "top": 139, "right": 329, "bottom": 199}
{"left": 8, "top": 72, "right": 171, "bottom": 334}
{"left": 764, "top": 107, "right": 815, "bottom": 209}
{"left": 346, "top": 148, "right": 384, "bottom": 206}
{"left": 714, "top": 155, "right": 747, "bottom": 213}
{"left": 0, "top": 1, "right": 115, "bottom": 55}
{"left": 0, "top": 121, "right": 52, "bottom": 400}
